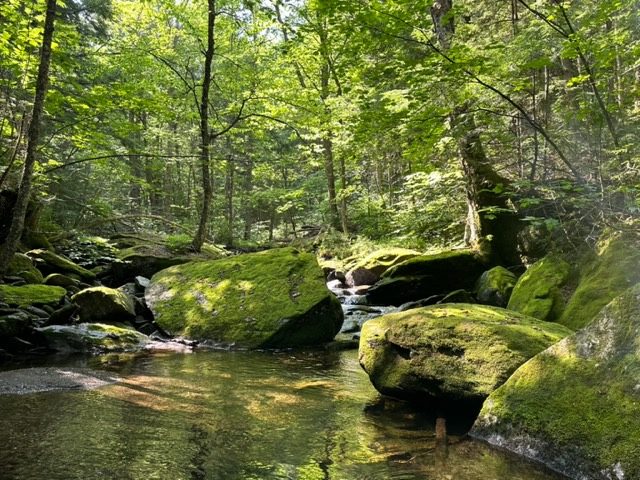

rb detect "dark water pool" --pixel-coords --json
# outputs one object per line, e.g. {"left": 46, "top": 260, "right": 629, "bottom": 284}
{"left": 0, "top": 350, "right": 565, "bottom": 480}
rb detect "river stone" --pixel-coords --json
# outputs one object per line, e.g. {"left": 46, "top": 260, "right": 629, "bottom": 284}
{"left": 71, "top": 287, "right": 136, "bottom": 324}
{"left": 471, "top": 284, "right": 640, "bottom": 480}
{"left": 475, "top": 266, "right": 517, "bottom": 307}
{"left": 0, "top": 284, "right": 66, "bottom": 308}
{"left": 367, "top": 249, "right": 487, "bottom": 306}
{"left": 346, "top": 248, "right": 421, "bottom": 286}
{"left": 146, "top": 247, "right": 344, "bottom": 349}
{"left": 507, "top": 255, "right": 571, "bottom": 322}
{"left": 7, "top": 253, "right": 44, "bottom": 284}
{"left": 559, "top": 231, "right": 640, "bottom": 330}
{"left": 358, "top": 304, "right": 571, "bottom": 406}
{"left": 0, "top": 310, "right": 33, "bottom": 337}
{"left": 36, "top": 323, "right": 150, "bottom": 353}
{"left": 44, "top": 273, "right": 80, "bottom": 289}
{"left": 27, "top": 249, "right": 96, "bottom": 280}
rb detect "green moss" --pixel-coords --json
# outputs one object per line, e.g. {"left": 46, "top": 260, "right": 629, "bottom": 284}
{"left": 382, "top": 248, "right": 484, "bottom": 279}
{"left": 507, "top": 255, "right": 571, "bottom": 321}
{"left": 0, "top": 284, "right": 66, "bottom": 307}
{"left": 7, "top": 253, "right": 44, "bottom": 284}
{"left": 358, "top": 304, "right": 571, "bottom": 403}
{"left": 37, "top": 323, "right": 149, "bottom": 353}
{"left": 146, "top": 247, "right": 344, "bottom": 348}
{"left": 559, "top": 232, "right": 640, "bottom": 330}
{"left": 473, "top": 284, "right": 640, "bottom": 480}
{"left": 27, "top": 249, "right": 96, "bottom": 280}
{"left": 353, "top": 248, "right": 421, "bottom": 274}
{"left": 475, "top": 266, "right": 517, "bottom": 307}
{"left": 71, "top": 287, "right": 135, "bottom": 323}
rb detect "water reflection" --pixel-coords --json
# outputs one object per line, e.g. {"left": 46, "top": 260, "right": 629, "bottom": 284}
{"left": 0, "top": 350, "right": 565, "bottom": 480}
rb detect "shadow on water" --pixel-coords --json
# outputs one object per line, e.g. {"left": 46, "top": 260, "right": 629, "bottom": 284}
{"left": 0, "top": 349, "right": 567, "bottom": 480}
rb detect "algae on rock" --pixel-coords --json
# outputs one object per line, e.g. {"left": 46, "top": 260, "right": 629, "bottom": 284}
{"left": 472, "top": 284, "right": 640, "bottom": 480}
{"left": 146, "top": 248, "right": 343, "bottom": 349}
{"left": 358, "top": 304, "right": 571, "bottom": 406}
{"left": 0, "top": 284, "right": 66, "bottom": 307}
{"left": 507, "top": 256, "right": 571, "bottom": 322}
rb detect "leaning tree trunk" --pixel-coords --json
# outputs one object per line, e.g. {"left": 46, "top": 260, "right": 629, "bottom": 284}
{"left": 432, "top": 0, "right": 521, "bottom": 266}
{"left": 0, "top": 0, "right": 57, "bottom": 275}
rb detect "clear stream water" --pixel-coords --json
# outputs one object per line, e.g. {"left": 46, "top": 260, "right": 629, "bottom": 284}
{"left": 0, "top": 350, "right": 566, "bottom": 480}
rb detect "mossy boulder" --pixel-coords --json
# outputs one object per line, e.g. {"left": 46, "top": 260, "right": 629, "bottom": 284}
{"left": 36, "top": 323, "right": 149, "bottom": 353}
{"left": 507, "top": 255, "right": 571, "bottom": 322}
{"left": 7, "top": 253, "right": 43, "bottom": 284}
{"left": 558, "top": 232, "right": 640, "bottom": 330}
{"left": 44, "top": 273, "right": 80, "bottom": 289}
{"left": 358, "top": 304, "right": 571, "bottom": 406}
{"left": 345, "top": 248, "right": 421, "bottom": 286}
{"left": 366, "top": 249, "right": 487, "bottom": 306}
{"left": 71, "top": 287, "right": 135, "bottom": 324}
{"left": 27, "top": 249, "right": 96, "bottom": 280}
{"left": 471, "top": 284, "right": 640, "bottom": 480}
{"left": 0, "top": 284, "right": 66, "bottom": 308}
{"left": 475, "top": 267, "right": 517, "bottom": 307}
{"left": 146, "top": 248, "right": 344, "bottom": 349}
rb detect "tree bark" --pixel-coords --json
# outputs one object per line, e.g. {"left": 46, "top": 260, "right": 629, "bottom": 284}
{"left": 0, "top": 0, "right": 57, "bottom": 275}
{"left": 192, "top": 0, "right": 216, "bottom": 252}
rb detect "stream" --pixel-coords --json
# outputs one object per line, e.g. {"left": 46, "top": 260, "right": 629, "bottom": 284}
{"left": 0, "top": 349, "right": 565, "bottom": 480}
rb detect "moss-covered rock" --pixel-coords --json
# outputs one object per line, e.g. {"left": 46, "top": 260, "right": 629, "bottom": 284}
{"left": 471, "top": 284, "right": 640, "bottom": 480}
{"left": 475, "top": 266, "right": 517, "bottom": 307}
{"left": 0, "top": 284, "right": 66, "bottom": 308}
{"left": 44, "top": 273, "right": 80, "bottom": 289}
{"left": 366, "top": 249, "right": 487, "bottom": 306}
{"left": 146, "top": 248, "right": 344, "bottom": 348}
{"left": 506, "top": 255, "right": 571, "bottom": 321}
{"left": 36, "top": 323, "right": 149, "bottom": 353}
{"left": 358, "top": 304, "right": 571, "bottom": 406}
{"left": 345, "top": 248, "right": 421, "bottom": 286}
{"left": 7, "top": 253, "right": 44, "bottom": 284}
{"left": 558, "top": 232, "right": 640, "bottom": 330}
{"left": 71, "top": 287, "right": 135, "bottom": 324}
{"left": 0, "top": 310, "right": 33, "bottom": 337}
{"left": 27, "top": 249, "right": 96, "bottom": 280}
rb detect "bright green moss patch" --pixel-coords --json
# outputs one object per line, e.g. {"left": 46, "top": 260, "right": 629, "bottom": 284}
{"left": 358, "top": 304, "right": 571, "bottom": 404}
{"left": 0, "top": 284, "right": 66, "bottom": 307}
{"left": 507, "top": 255, "right": 571, "bottom": 321}
{"left": 475, "top": 266, "right": 517, "bottom": 307}
{"left": 559, "top": 232, "right": 640, "bottom": 330}
{"left": 146, "top": 247, "right": 343, "bottom": 349}
{"left": 382, "top": 248, "right": 484, "bottom": 279}
{"left": 348, "top": 248, "right": 421, "bottom": 275}
{"left": 71, "top": 287, "right": 135, "bottom": 323}
{"left": 472, "top": 284, "right": 640, "bottom": 480}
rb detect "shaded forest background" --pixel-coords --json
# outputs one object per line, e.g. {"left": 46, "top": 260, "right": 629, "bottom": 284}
{"left": 1, "top": 0, "right": 639, "bottom": 260}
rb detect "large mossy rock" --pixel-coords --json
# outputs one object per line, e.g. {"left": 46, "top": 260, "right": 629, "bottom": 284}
{"left": 507, "top": 256, "right": 571, "bottom": 321}
{"left": 0, "top": 284, "right": 66, "bottom": 308}
{"left": 146, "top": 248, "right": 344, "bottom": 349}
{"left": 366, "top": 249, "right": 487, "bottom": 306}
{"left": 7, "top": 253, "right": 44, "bottom": 284}
{"left": 558, "top": 232, "right": 640, "bottom": 330}
{"left": 27, "top": 249, "right": 96, "bottom": 280}
{"left": 36, "top": 323, "right": 149, "bottom": 353}
{"left": 345, "top": 248, "right": 421, "bottom": 286}
{"left": 358, "top": 304, "right": 571, "bottom": 406}
{"left": 71, "top": 287, "right": 136, "bottom": 323}
{"left": 471, "top": 284, "right": 640, "bottom": 480}
{"left": 475, "top": 266, "right": 517, "bottom": 307}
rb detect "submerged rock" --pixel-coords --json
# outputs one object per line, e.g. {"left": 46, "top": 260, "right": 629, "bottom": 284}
{"left": 0, "top": 284, "right": 66, "bottom": 308}
{"left": 0, "top": 367, "right": 120, "bottom": 395}
{"left": 475, "top": 266, "right": 517, "bottom": 307}
{"left": 472, "top": 284, "right": 640, "bottom": 480}
{"left": 71, "top": 287, "right": 136, "bottom": 324}
{"left": 366, "top": 249, "right": 486, "bottom": 306}
{"left": 507, "top": 255, "right": 571, "bottom": 322}
{"left": 346, "top": 248, "right": 421, "bottom": 286}
{"left": 358, "top": 304, "right": 571, "bottom": 406}
{"left": 146, "top": 247, "right": 344, "bottom": 349}
{"left": 36, "top": 323, "right": 149, "bottom": 353}
{"left": 559, "top": 231, "right": 640, "bottom": 330}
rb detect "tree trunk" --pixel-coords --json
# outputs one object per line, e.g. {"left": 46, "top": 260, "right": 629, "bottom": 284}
{"left": 0, "top": 0, "right": 57, "bottom": 275}
{"left": 224, "top": 155, "right": 235, "bottom": 245}
{"left": 192, "top": 0, "right": 216, "bottom": 252}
